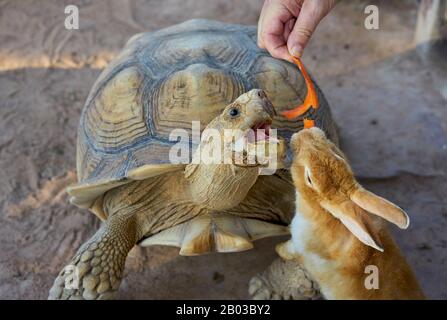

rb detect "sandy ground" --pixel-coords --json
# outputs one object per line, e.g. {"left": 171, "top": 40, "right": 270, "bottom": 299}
{"left": 0, "top": 0, "right": 446, "bottom": 299}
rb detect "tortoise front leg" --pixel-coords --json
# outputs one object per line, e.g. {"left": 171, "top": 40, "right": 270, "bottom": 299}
{"left": 249, "top": 257, "right": 321, "bottom": 300}
{"left": 48, "top": 215, "right": 138, "bottom": 300}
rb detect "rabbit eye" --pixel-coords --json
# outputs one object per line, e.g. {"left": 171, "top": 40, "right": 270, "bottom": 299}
{"left": 304, "top": 167, "right": 313, "bottom": 187}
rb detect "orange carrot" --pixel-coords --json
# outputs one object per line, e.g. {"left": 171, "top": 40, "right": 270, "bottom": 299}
{"left": 281, "top": 57, "right": 319, "bottom": 124}
{"left": 303, "top": 118, "right": 315, "bottom": 129}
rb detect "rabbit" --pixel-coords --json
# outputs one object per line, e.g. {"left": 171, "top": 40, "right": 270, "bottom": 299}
{"left": 277, "top": 127, "right": 425, "bottom": 300}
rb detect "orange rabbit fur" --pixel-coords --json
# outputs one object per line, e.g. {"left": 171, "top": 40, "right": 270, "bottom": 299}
{"left": 278, "top": 127, "right": 425, "bottom": 300}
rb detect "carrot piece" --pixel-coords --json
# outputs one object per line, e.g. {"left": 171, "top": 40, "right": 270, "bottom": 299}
{"left": 303, "top": 118, "right": 315, "bottom": 129}
{"left": 281, "top": 57, "right": 319, "bottom": 120}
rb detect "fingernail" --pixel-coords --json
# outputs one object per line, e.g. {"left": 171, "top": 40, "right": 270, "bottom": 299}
{"left": 290, "top": 45, "right": 303, "bottom": 58}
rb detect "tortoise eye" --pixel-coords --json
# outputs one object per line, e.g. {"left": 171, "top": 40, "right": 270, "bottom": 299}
{"left": 229, "top": 107, "right": 240, "bottom": 118}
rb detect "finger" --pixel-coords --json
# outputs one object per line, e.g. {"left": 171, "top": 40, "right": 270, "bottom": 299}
{"left": 257, "top": 13, "right": 266, "bottom": 48}
{"left": 283, "top": 18, "right": 295, "bottom": 43}
{"left": 257, "top": 1, "right": 268, "bottom": 48}
{"left": 287, "top": 1, "right": 323, "bottom": 57}
{"left": 260, "top": 6, "right": 293, "bottom": 60}
{"left": 262, "top": 25, "right": 289, "bottom": 61}
{"left": 269, "top": 44, "right": 293, "bottom": 62}
{"left": 262, "top": 26, "right": 289, "bottom": 60}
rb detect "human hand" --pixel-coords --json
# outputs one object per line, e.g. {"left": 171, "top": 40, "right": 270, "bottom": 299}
{"left": 258, "top": 0, "right": 336, "bottom": 61}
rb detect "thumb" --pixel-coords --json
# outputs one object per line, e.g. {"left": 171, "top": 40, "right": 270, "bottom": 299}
{"left": 287, "top": 3, "right": 323, "bottom": 57}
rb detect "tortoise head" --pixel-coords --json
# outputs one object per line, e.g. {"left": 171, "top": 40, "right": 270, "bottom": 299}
{"left": 201, "top": 89, "right": 284, "bottom": 168}
{"left": 208, "top": 89, "right": 275, "bottom": 133}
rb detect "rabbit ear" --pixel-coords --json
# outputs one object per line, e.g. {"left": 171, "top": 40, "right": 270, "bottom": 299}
{"left": 321, "top": 201, "right": 384, "bottom": 252}
{"left": 351, "top": 188, "right": 410, "bottom": 229}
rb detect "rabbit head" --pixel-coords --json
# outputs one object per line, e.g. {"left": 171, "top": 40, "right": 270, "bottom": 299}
{"left": 290, "top": 127, "right": 409, "bottom": 252}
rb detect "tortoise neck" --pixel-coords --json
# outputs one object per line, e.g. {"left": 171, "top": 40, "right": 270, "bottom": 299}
{"left": 184, "top": 162, "right": 259, "bottom": 210}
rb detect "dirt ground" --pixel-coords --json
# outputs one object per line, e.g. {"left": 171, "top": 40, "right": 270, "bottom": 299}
{"left": 0, "top": 0, "right": 446, "bottom": 299}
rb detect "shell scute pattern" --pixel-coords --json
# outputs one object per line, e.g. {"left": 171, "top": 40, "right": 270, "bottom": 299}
{"left": 84, "top": 67, "right": 147, "bottom": 150}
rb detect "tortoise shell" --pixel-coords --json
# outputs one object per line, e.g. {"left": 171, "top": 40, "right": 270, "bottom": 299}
{"left": 68, "top": 19, "right": 337, "bottom": 209}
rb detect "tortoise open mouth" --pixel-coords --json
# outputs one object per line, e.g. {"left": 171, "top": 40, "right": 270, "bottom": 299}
{"left": 232, "top": 119, "right": 279, "bottom": 158}
{"left": 249, "top": 119, "right": 278, "bottom": 143}
{"left": 250, "top": 122, "right": 270, "bottom": 142}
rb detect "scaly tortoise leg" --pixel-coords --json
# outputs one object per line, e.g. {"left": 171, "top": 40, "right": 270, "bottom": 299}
{"left": 249, "top": 242, "right": 321, "bottom": 300}
{"left": 48, "top": 214, "right": 139, "bottom": 300}
{"left": 249, "top": 258, "right": 321, "bottom": 300}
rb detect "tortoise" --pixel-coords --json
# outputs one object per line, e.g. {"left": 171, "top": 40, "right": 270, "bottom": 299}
{"left": 48, "top": 19, "right": 338, "bottom": 300}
